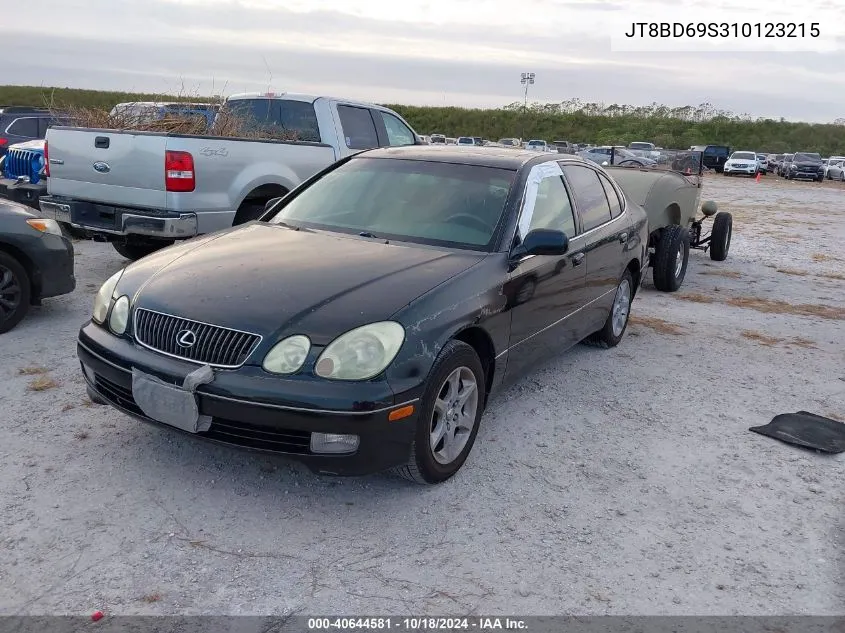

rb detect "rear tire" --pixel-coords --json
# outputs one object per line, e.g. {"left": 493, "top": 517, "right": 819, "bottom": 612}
{"left": 583, "top": 270, "right": 634, "bottom": 349}
{"left": 709, "top": 212, "right": 732, "bottom": 261}
{"left": 0, "top": 252, "right": 31, "bottom": 334}
{"left": 393, "top": 340, "right": 485, "bottom": 485}
{"left": 112, "top": 240, "right": 169, "bottom": 261}
{"left": 652, "top": 225, "right": 689, "bottom": 292}
{"left": 234, "top": 201, "right": 273, "bottom": 225}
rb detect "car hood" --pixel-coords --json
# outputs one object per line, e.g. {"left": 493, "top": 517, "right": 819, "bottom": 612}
{"left": 126, "top": 223, "right": 486, "bottom": 344}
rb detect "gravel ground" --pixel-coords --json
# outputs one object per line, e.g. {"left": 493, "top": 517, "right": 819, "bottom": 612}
{"left": 1, "top": 174, "right": 844, "bottom": 616}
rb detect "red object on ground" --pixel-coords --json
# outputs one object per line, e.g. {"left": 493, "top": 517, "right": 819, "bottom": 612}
{"left": 756, "top": 172, "right": 761, "bottom": 182}
{"left": 91, "top": 611, "right": 104, "bottom": 622}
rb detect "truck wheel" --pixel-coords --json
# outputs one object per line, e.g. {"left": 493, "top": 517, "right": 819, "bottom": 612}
{"left": 652, "top": 225, "right": 689, "bottom": 292}
{"left": 0, "top": 252, "right": 32, "bottom": 334}
{"left": 709, "top": 212, "right": 732, "bottom": 261}
{"left": 112, "top": 241, "right": 168, "bottom": 261}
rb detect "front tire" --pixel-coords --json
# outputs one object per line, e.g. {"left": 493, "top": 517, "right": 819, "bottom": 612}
{"left": 709, "top": 212, "right": 732, "bottom": 261}
{"left": 0, "top": 252, "right": 32, "bottom": 334}
{"left": 394, "top": 340, "right": 485, "bottom": 485}
{"left": 584, "top": 270, "right": 634, "bottom": 348}
{"left": 652, "top": 225, "right": 689, "bottom": 292}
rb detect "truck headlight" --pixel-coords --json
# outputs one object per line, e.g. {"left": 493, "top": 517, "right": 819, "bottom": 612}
{"left": 262, "top": 335, "right": 311, "bottom": 374}
{"left": 108, "top": 295, "right": 130, "bottom": 334}
{"left": 314, "top": 321, "right": 405, "bottom": 380}
{"left": 92, "top": 270, "right": 124, "bottom": 324}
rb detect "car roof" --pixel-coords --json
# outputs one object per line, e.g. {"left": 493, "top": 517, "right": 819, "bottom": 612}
{"left": 357, "top": 145, "right": 595, "bottom": 170}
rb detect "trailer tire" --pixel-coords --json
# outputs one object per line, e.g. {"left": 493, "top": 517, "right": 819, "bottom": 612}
{"left": 709, "top": 212, "right": 732, "bottom": 261}
{"left": 652, "top": 225, "right": 689, "bottom": 292}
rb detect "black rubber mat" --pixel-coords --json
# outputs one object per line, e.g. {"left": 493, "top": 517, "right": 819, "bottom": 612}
{"left": 750, "top": 411, "right": 845, "bottom": 453}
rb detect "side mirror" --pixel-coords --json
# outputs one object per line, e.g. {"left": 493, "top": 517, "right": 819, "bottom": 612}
{"left": 512, "top": 229, "right": 569, "bottom": 259}
{"left": 264, "top": 197, "right": 283, "bottom": 214}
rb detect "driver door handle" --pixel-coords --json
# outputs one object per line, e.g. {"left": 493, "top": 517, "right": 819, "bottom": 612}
{"left": 571, "top": 252, "right": 585, "bottom": 266}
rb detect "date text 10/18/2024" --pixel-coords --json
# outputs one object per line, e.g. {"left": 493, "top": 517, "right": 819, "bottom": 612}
{"left": 308, "top": 617, "right": 528, "bottom": 631}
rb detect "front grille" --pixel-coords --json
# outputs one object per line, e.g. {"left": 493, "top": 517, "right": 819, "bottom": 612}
{"left": 4, "top": 148, "right": 40, "bottom": 183}
{"left": 91, "top": 370, "right": 311, "bottom": 454}
{"left": 133, "top": 308, "right": 261, "bottom": 368}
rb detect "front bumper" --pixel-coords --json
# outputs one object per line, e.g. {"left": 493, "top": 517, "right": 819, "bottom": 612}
{"left": 723, "top": 165, "right": 756, "bottom": 175}
{"left": 787, "top": 169, "right": 822, "bottom": 179}
{"left": 27, "top": 232, "right": 76, "bottom": 300}
{"left": 39, "top": 196, "right": 198, "bottom": 239}
{"left": 77, "top": 322, "right": 421, "bottom": 476}
{"left": 0, "top": 178, "right": 46, "bottom": 210}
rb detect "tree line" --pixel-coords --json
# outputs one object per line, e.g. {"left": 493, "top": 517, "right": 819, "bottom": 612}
{"left": 2, "top": 85, "right": 843, "bottom": 155}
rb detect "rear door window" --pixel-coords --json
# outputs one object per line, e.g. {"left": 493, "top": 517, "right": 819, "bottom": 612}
{"left": 7, "top": 117, "right": 39, "bottom": 137}
{"left": 337, "top": 105, "right": 379, "bottom": 150}
{"left": 597, "top": 173, "right": 623, "bottom": 218}
{"left": 562, "top": 165, "right": 613, "bottom": 232}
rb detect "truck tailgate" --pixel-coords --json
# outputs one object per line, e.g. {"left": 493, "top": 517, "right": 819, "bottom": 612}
{"left": 46, "top": 128, "right": 167, "bottom": 209}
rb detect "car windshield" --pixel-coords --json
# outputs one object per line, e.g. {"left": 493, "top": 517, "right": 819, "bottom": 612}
{"left": 499, "top": 139, "right": 515, "bottom": 146}
{"left": 457, "top": 138, "right": 474, "bottom": 144}
{"left": 527, "top": 141, "right": 545, "bottom": 146}
{"left": 757, "top": 155, "right": 766, "bottom": 159}
{"left": 268, "top": 157, "right": 515, "bottom": 251}
{"left": 794, "top": 153, "right": 821, "bottom": 161}
{"left": 731, "top": 152, "right": 756, "bottom": 160}
{"left": 629, "top": 142, "right": 653, "bottom": 150}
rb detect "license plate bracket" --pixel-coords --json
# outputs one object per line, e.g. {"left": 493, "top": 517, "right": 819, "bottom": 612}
{"left": 131, "top": 368, "right": 213, "bottom": 433}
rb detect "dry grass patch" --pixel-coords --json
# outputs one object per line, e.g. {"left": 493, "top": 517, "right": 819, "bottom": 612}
{"left": 61, "top": 403, "right": 75, "bottom": 412}
{"left": 826, "top": 411, "right": 845, "bottom": 423}
{"left": 18, "top": 366, "right": 49, "bottom": 376}
{"left": 788, "top": 337, "right": 817, "bottom": 349}
{"left": 28, "top": 376, "right": 59, "bottom": 391}
{"left": 628, "top": 315, "right": 685, "bottom": 335}
{"left": 818, "top": 272, "right": 845, "bottom": 281}
{"left": 776, "top": 268, "right": 809, "bottom": 276}
{"left": 140, "top": 593, "right": 162, "bottom": 603}
{"left": 740, "top": 330, "right": 783, "bottom": 346}
{"left": 677, "top": 292, "right": 715, "bottom": 303}
{"left": 73, "top": 430, "right": 90, "bottom": 440}
{"left": 699, "top": 270, "right": 742, "bottom": 278}
{"left": 811, "top": 253, "right": 835, "bottom": 262}
{"left": 725, "top": 296, "right": 845, "bottom": 320}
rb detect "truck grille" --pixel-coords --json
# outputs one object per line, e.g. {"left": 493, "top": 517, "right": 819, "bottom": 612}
{"left": 4, "top": 148, "right": 41, "bottom": 183}
{"left": 133, "top": 308, "right": 262, "bottom": 368}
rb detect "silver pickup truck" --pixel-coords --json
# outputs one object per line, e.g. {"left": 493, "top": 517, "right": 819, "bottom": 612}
{"left": 39, "top": 92, "right": 420, "bottom": 259}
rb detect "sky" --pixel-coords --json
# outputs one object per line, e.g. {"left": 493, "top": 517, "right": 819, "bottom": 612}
{"left": 7, "top": 0, "right": 845, "bottom": 122}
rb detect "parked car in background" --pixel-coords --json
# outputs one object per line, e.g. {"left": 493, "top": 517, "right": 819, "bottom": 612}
{"left": 776, "top": 154, "right": 794, "bottom": 176}
{"left": 0, "top": 106, "right": 67, "bottom": 157}
{"left": 578, "top": 146, "right": 656, "bottom": 167}
{"left": 782, "top": 152, "right": 824, "bottom": 181}
{"left": 826, "top": 158, "right": 845, "bottom": 181}
{"left": 723, "top": 151, "right": 758, "bottom": 176}
{"left": 78, "top": 146, "right": 647, "bottom": 483}
{"left": 552, "top": 140, "right": 576, "bottom": 154}
{"left": 755, "top": 154, "right": 768, "bottom": 174}
{"left": 418, "top": 135, "right": 430, "bottom": 144}
{"left": 822, "top": 156, "right": 845, "bottom": 179}
{"left": 690, "top": 145, "right": 731, "bottom": 172}
{"left": 497, "top": 138, "right": 521, "bottom": 148}
{"left": 429, "top": 134, "right": 446, "bottom": 144}
{"left": 525, "top": 139, "right": 551, "bottom": 152}
{"left": 39, "top": 92, "right": 420, "bottom": 261}
{"left": 456, "top": 136, "right": 476, "bottom": 147}
{"left": 628, "top": 141, "right": 661, "bottom": 161}
{"left": 0, "top": 199, "right": 75, "bottom": 333}
{"left": 0, "top": 139, "right": 47, "bottom": 209}
{"left": 109, "top": 102, "right": 220, "bottom": 131}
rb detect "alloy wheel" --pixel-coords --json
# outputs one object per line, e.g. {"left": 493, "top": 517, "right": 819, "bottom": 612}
{"left": 430, "top": 366, "right": 479, "bottom": 465}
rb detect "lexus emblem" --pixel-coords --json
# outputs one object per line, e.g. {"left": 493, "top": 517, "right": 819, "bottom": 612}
{"left": 176, "top": 329, "right": 197, "bottom": 348}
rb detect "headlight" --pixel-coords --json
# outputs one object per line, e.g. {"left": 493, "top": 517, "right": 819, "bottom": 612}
{"left": 25, "top": 219, "right": 63, "bottom": 236}
{"left": 262, "top": 335, "right": 311, "bottom": 374}
{"left": 314, "top": 321, "right": 405, "bottom": 380}
{"left": 92, "top": 270, "right": 124, "bottom": 324}
{"left": 108, "top": 295, "right": 130, "bottom": 334}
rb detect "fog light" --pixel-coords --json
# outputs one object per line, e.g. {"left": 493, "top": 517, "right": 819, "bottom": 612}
{"left": 81, "top": 362, "right": 96, "bottom": 384}
{"left": 310, "top": 432, "right": 359, "bottom": 454}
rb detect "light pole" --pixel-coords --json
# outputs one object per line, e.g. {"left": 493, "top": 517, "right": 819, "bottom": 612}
{"left": 520, "top": 72, "right": 535, "bottom": 143}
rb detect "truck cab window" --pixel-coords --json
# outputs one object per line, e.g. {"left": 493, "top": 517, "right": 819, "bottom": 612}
{"left": 337, "top": 105, "right": 379, "bottom": 150}
{"left": 379, "top": 111, "right": 416, "bottom": 146}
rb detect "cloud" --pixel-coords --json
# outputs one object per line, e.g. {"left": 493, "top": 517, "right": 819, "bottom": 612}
{"left": 8, "top": 0, "right": 845, "bottom": 122}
